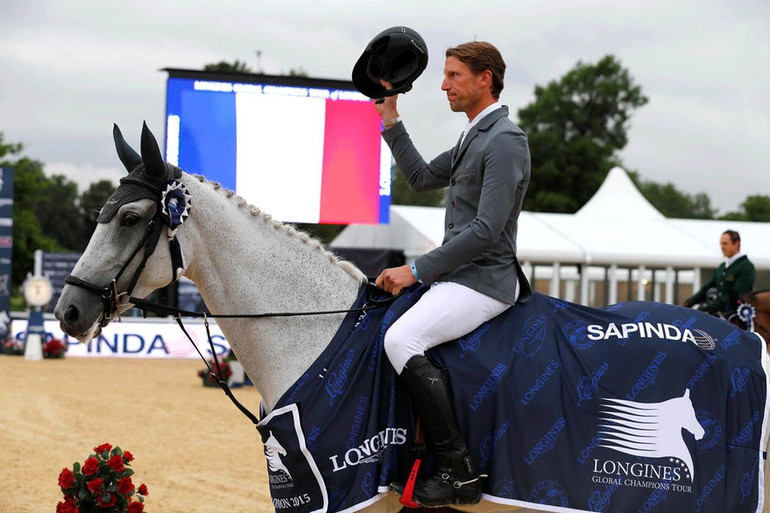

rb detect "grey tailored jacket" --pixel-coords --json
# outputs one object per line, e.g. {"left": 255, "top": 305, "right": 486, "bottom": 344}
{"left": 382, "top": 106, "right": 532, "bottom": 305}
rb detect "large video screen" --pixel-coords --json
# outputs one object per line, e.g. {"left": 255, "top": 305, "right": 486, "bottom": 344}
{"left": 164, "top": 69, "right": 391, "bottom": 225}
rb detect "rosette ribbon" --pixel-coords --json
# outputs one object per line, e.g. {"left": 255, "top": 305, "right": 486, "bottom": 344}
{"left": 161, "top": 180, "right": 192, "bottom": 281}
{"left": 737, "top": 302, "right": 756, "bottom": 332}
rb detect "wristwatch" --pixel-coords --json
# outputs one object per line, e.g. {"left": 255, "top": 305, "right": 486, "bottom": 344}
{"left": 382, "top": 117, "right": 401, "bottom": 128}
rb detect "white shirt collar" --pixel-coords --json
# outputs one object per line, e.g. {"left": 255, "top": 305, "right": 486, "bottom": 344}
{"left": 726, "top": 252, "right": 744, "bottom": 268}
{"left": 461, "top": 101, "right": 503, "bottom": 143}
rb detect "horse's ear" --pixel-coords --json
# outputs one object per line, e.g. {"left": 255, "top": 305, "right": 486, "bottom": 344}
{"left": 140, "top": 121, "right": 166, "bottom": 178}
{"left": 113, "top": 124, "right": 142, "bottom": 172}
{"left": 683, "top": 388, "right": 690, "bottom": 398}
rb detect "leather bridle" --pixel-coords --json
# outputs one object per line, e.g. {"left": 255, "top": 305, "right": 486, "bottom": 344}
{"left": 64, "top": 202, "right": 170, "bottom": 328}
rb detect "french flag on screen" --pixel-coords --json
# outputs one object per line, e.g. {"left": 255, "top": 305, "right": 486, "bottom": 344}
{"left": 168, "top": 83, "right": 391, "bottom": 225}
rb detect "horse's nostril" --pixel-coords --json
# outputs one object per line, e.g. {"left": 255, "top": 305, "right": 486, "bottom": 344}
{"left": 64, "top": 305, "right": 80, "bottom": 324}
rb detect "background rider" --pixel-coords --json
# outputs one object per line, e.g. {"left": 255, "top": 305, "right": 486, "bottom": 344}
{"left": 684, "top": 229, "right": 755, "bottom": 314}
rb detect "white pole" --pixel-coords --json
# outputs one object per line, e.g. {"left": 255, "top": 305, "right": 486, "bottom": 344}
{"left": 34, "top": 249, "right": 43, "bottom": 276}
{"left": 693, "top": 267, "right": 701, "bottom": 293}
{"left": 665, "top": 266, "right": 675, "bottom": 304}
{"left": 608, "top": 264, "right": 618, "bottom": 305}
{"left": 564, "top": 280, "right": 576, "bottom": 302}
{"left": 637, "top": 265, "right": 646, "bottom": 301}
{"left": 580, "top": 266, "right": 590, "bottom": 305}
{"left": 24, "top": 332, "right": 43, "bottom": 361}
{"left": 549, "top": 263, "right": 561, "bottom": 298}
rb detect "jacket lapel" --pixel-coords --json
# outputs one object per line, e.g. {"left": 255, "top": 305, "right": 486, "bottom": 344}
{"left": 451, "top": 106, "right": 509, "bottom": 170}
{"left": 450, "top": 133, "right": 464, "bottom": 165}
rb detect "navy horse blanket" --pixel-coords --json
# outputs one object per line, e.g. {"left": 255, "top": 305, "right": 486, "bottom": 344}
{"left": 256, "top": 284, "right": 769, "bottom": 513}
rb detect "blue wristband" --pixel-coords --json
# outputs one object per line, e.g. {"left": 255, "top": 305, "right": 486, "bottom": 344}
{"left": 410, "top": 261, "right": 420, "bottom": 281}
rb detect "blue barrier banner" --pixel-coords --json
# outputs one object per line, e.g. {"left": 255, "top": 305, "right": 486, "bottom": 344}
{"left": 0, "top": 166, "right": 13, "bottom": 338}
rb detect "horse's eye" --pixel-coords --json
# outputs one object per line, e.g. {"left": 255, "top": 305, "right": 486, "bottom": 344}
{"left": 121, "top": 213, "right": 140, "bottom": 227}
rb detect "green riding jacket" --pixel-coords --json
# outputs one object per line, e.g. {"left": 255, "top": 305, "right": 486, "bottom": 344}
{"left": 686, "top": 255, "right": 756, "bottom": 313}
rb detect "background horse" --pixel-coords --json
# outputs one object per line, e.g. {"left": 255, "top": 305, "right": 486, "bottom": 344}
{"left": 55, "top": 124, "right": 767, "bottom": 513}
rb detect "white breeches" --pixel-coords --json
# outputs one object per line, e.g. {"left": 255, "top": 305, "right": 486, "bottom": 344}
{"left": 384, "top": 281, "right": 514, "bottom": 374}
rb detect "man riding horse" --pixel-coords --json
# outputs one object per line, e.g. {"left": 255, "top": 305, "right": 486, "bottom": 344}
{"left": 684, "top": 229, "right": 756, "bottom": 318}
{"left": 354, "top": 30, "right": 532, "bottom": 506}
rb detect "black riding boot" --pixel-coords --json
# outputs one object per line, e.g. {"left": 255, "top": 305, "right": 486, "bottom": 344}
{"left": 397, "top": 355, "right": 482, "bottom": 507}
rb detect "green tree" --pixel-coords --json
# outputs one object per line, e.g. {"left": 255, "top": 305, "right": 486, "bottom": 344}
{"left": 629, "top": 172, "right": 716, "bottom": 219}
{"left": 0, "top": 134, "right": 118, "bottom": 290}
{"left": 0, "top": 142, "right": 66, "bottom": 288}
{"left": 287, "top": 67, "right": 308, "bottom": 77}
{"left": 203, "top": 60, "right": 254, "bottom": 73}
{"left": 38, "top": 174, "right": 83, "bottom": 251}
{"left": 518, "top": 55, "right": 649, "bottom": 213}
{"left": 0, "top": 133, "right": 21, "bottom": 158}
{"left": 720, "top": 195, "right": 770, "bottom": 222}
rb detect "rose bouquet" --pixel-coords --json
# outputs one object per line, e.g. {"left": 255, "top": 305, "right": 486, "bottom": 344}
{"left": 197, "top": 357, "right": 232, "bottom": 385}
{"left": 2, "top": 337, "right": 23, "bottom": 355}
{"left": 44, "top": 338, "right": 67, "bottom": 359}
{"left": 57, "top": 443, "right": 148, "bottom": 513}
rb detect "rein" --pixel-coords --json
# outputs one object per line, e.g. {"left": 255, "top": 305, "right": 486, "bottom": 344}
{"left": 129, "top": 288, "right": 398, "bottom": 425}
{"left": 127, "top": 291, "right": 397, "bottom": 320}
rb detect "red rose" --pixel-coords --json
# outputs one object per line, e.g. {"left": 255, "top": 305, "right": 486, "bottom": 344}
{"left": 93, "top": 443, "right": 112, "bottom": 454}
{"left": 58, "top": 468, "right": 75, "bottom": 490}
{"left": 82, "top": 456, "right": 99, "bottom": 475}
{"left": 87, "top": 478, "right": 102, "bottom": 494}
{"left": 56, "top": 496, "right": 78, "bottom": 513}
{"left": 123, "top": 450, "right": 134, "bottom": 462}
{"left": 118, "top": 476, "right": 135, "bottom": 495}
{"left": 138, "top": 483, "right": 149, "bottom": 496}
{"left": 107, "top": 453, "right": 125, "bottom": 472}
{"left": 127, "top": 501, "right": 145, "bottom": 513}
{"left": 97, "top": 492, "right": 117, "bottom": 508}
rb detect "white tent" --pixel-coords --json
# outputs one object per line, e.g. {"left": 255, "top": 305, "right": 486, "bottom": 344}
{"left": 331, "top": 167, "right": 770, "bottom": 305}
{"left": 533, "top": 167, "right": 718, "bottom": 268}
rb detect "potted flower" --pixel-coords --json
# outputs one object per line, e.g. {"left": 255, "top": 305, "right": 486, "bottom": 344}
{"left": 57, "top": 443, "right": 149, "bottom": 512}
{"left": 197, "top": 357, "right": 232, "bottom": 387}
{"left": 44, "top": 337, "right": 67, "bottom": 359}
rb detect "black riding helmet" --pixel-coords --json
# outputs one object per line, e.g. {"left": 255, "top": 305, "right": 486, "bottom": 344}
{"left": 352, "top": 26, "right": 428, "bottom": 99}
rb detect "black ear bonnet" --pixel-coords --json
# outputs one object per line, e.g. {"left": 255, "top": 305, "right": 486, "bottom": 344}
{"left": 98, "top": 122, "right": 182, "bottom": 223}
